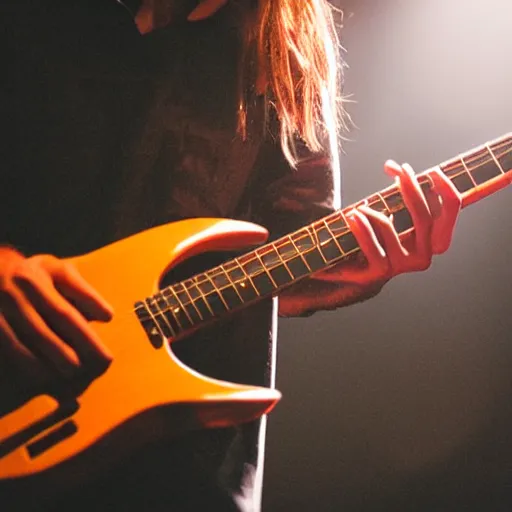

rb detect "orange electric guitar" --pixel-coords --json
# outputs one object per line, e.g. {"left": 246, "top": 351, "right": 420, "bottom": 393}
{"left": 0, "top": 133, "right": 511, "bottom": 501}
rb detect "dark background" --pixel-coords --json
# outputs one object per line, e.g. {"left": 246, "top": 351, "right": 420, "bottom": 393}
{"left": 264, "top": 0, "right": 512, "bottom": 510}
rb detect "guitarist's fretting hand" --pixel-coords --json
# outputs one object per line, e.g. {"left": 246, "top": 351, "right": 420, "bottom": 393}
{"left": 279, "top": 161, "right": 462, "bottom": 316}
{"left": 340, "top": 160, "right": 462, "bottom": 277}
{"left": 0, "top": 248, "right": 113, "bottom": 390}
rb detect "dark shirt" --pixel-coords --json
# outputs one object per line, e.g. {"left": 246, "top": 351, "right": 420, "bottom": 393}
{"left": 1, "top": 1, "right": 338, "bottom": 510}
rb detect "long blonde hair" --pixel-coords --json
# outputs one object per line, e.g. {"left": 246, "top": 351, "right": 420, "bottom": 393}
{"left": 240, "top": 0, "right": 344, "bottom": 166}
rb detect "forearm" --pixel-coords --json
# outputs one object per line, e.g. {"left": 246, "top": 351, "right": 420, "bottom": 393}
{"left": 278, "top": 275, "right": 387, "bottom": 317}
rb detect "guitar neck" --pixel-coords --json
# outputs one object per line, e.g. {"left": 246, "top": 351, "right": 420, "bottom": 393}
{"left": 139, "top": 133, "right": 512, "bottom": 339}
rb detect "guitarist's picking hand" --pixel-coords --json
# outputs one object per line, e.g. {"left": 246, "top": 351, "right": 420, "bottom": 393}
{"left": 0, "top": 248, "right": 113, "bottom": 391}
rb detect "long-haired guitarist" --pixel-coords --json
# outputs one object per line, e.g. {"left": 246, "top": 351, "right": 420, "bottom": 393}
{"left": 0, "top": 1, "right": 461, "bottom": 510}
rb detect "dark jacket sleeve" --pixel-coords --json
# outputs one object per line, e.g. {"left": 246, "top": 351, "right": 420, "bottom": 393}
{"left": 248, "top": 137, "right": 339, "bottom": 240}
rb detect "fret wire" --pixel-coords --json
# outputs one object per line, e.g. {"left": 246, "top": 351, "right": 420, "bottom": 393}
{"left": 200, "top": 276, "right": 250, "bottom": 300}
{"left": 204, "top": 273, "right": 230, "bottom": 310}
{"left": 441, "top": 162, "right": 468, "bottom": 182}
{"left": 322, "top": 211, "right": 342, "bottom": 230}
{"left": 301, "top": 242, "right": 343, "bottom": 262}
{"left": 323, "top": 219, "right": 344, "bottom": 255}
{"left": 376, "top": 192, "right": 392, "bottom": 216}
{"left": 307, "top": 225, "right": 328, "bottom": 263}
{"left": 269, "top": 242, "right": 294, "bottom": 279}
{"left": 324, "top": 212, "right": 355, "bottom": 249}
{"left": 288, "top": 234, "right": 313, "bottom": 272}
{"left": 160, "top": 289, "right": 183, "bottom": 330}
{"left": 491, "top": 142, "right": 505, "bottom": 159}
{"left": 155, "top": 292, "right": 177, "bottom": 335}
{"left": 143, "top": 298, "right": 166, "bottom": 338}
{"left": 193, "top": 274, "right": 218, "bottom": 301}
{"left": 193, "top": 273, "right": 209, "bottom": 285}
{"left": 363, "top": 194, "right": 378, "bottom": 211}
{"left": 169, "top": 286, "right": 193, "bottom": 326}
{"left": 339, "top": 209, "right": 362, "bottom": 255}
{"left": 460, "top": 158, "right": 478, "bottom": 187}
{"left": 485, "top": 143, "right": 505, "bottom": 174}
{"left": 274, "top": 237, "right": 298, "bottom": 260}
{"left": 134, "top": 302, "right": 149, "bottom": 321}
{"left": 377, "top": 185, "right": 398, "bottom": 212}
{"left": 309, "top": 222, "right": 321, "bottom": 246}
{"left": 492, "top": 137, "right": 512, "bottom": 159}
{"left": 291, "top": 228, "right": 314, "bottom": 246}
{"left": 182, "top": 280, "right": 205, "bottom": 321}
{"left": 136, "top": 298, "right": 164, "bottom": 323}
{"left": 237, "top": 252, "right": 260, "bottom": 267}
{"left": 161, "top": 288, "right": 187, "bottom": 311}
{"left": 159, "top": 288, "right": 182, "bottom": 330}
{"left": 492, "top": 137, "right": 512, "bottom": 172}
{"left": 220, "top": 264, "right": 244, "bottom": 302}
{"left": 171, "top": 262, "right": 260, "bottom": 306}
{"left": 135, "top": 301, "right": 158, "bottom": 328}
{"left": 234, "top": 257, "right": 261, "bottom": 297}
{"left": 464, "top": 146, "right": 497, "bottom": 170}
{"left": 236, "top": 253, "right": 266, "bottom": 282}
{"left": 254, "top": 249, "right": 278, "bottom": 288}
{"left": 175, "top": 276, "right": 208, "bottom": 313}
{"left": 190, "top": 277, "right": 215, "bottom": 315}
{"left": 160, "top": 281, "right": 231, "bottom": 314}
{"left": 324, "top": 211, "right": 345, "bottom": 230}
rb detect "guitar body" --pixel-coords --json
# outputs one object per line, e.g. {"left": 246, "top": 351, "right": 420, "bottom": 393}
{"left": 0, "top": 218, "right": 280, "bottom": 504}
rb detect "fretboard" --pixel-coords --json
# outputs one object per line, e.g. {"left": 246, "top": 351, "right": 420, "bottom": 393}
{"left": 136, "top": 133, "right": 512, "bottom": 343}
